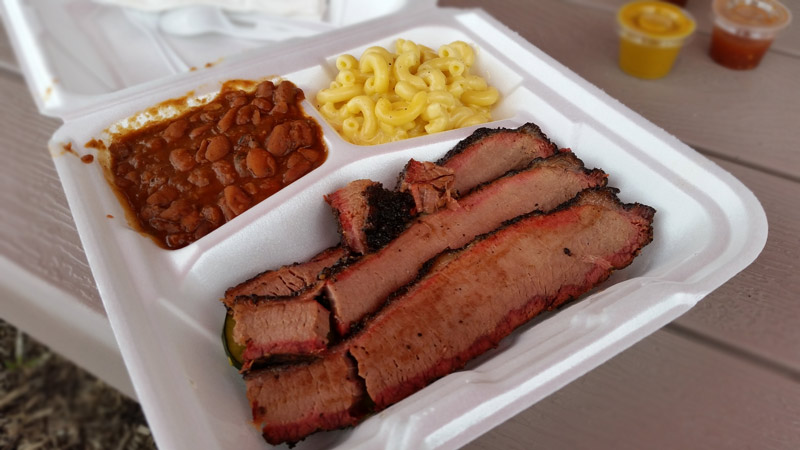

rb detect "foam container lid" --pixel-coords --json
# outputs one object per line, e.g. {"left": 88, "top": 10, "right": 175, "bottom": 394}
{"left": 8, "top": 3, "right": 768, "bottom": 450}
{"left": 0, "top": 0, "right": 432, "bottom": 118}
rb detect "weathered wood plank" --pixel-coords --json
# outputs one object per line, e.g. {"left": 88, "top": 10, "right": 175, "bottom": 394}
{"left": 0, "top": 67, "right": 103, "bottom": 314}
{"left": 441, "top": 0, "right": 800, "bottom": 179}
{"left": 0, "top": 21, "right": 20, "bottom": 72}
{"left": 671, "top": 156, "right": 800, "bottom": 371}
{"left": 465, "top": 329, "right": 800, "bottom": 450}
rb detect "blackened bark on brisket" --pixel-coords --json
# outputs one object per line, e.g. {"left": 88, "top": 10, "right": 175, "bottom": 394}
{"left": 325, "top": 180, "right": 414, "bottom": 254}
{"left": 362, "top": 184, "right": 415, "bottom": 251}
{"left": 435, "top": 122, "right": 558, "bottom": 196}
{"left": 222, "top": 246, "right": 347, "bottom": 308}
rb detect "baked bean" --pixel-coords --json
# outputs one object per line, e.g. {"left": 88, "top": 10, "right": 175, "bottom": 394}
{"left": 217, "top": 107, "right": 238, "bottom": 133}
{"left": 212, "top": 160, "right": 236, "bottom": 186}
{"left": 233, "top": 153, "right": 249, "bottom": 178}
{"left": 150, "top": 218, "right": 182, "bottom": 233}
{"left": 284, "top": 152, "right": 312, "bottom": 184}
{"left": 169, "top": 148, "right": 195, "bottom": 172}
{"left": 141, "top": 165, "right": 170, "bottom": 190}
{"left": 189, "top": 123, "right": 213, "bottom": 140}
{"left": 266, "top": 123, "right": 291, "bottom": 156}
{"left": 252, "top": 97, "right": 272, "bottom": 111}
{"left": 107, "top": 79, "right": 325, "bottom": 249}
{"left": 188, "top": 167, "right": 212, "bottom": 187}
{"left": 255, "top": 81, "right": 275, "bottom": 98}
{"left": 226, "top": 90, "right": 248, "bottom": 108}
{"left": 196, "top": 139, "right": 210, "bottom": 163}
{"left": 236, "top": 134, "right": 257, "bottom": 150}
{"left": 146, "top": 186, "right": 178, "bottom": 206}
{"left": 180, "top": 209, "right": 202, "bottom": 232}
{"left": 243, "top": 182, "right": 258, "bottom": 196}
{"left": 274, "top": 80, "right": 298, "bottom": 104}
{"left": 171, "top": 178, "right": 194, "bottom": 193}
{"left": 236, "top": 105, "right": 255, "bottom": 126}
{"left": 284, "top": 160, "right": 312, "bottom": 184}
{"left": 193, "top": 222, "right": 213, "bottom": 240}
{"left": 140, "top": 204, "right": 161, "bottom": 221}
{"left": 200, "top": 109, "right": 223, "bottom": 122}
{"left": 202, "top": 205, "right": 223, "bottom": 226}
{"left": 290, "top": 120, "right": 314, "bottom": 148}
{"left": 159, "top": 199, "right": 191, "bottom": 221}
{"left": 162, "top": 119, "right": 188, "bottom": 142}
{"left": 218, "top": 197, "right": 235, "bottom": 222}
{"left": 205, "top": 135, "right": 231, "bottom": 161}
{"left": 223, "top": 185, "right": 251, "bottom": 216}
{"left": 298, "top": 147, "right": 320, "bottom": 163}
{"left": 271, "top": 101, "right": 288, "bottom": 115}
{"left": 246, "top": 147, "right": 276, "bottom": 178}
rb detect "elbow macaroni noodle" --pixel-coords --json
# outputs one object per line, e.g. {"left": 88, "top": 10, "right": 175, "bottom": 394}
{"left": 316, "top": 39, "right": 500, "bottom": 145}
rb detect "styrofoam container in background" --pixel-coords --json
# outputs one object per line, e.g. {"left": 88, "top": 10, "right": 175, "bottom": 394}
{"left": 18, "top": 4, "right": 768, "bottom": 450}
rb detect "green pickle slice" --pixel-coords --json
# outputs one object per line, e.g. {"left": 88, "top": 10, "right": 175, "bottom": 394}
{"left": 222, "top": 312, "right": 245, "bottom": 369}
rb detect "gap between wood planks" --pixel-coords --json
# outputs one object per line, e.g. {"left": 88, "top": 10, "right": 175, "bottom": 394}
{"left": 692, "top": 145, "right": 800, "bottom": 184}
{"left": 665, "top": 322, "right": 800, "bottom": 384}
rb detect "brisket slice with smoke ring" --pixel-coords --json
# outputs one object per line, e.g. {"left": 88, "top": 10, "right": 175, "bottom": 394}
{"left": 436, "top": 122, "right": 557, "bottom": 196}
{"left": 325, "top": 180, "right": 415, "bottom": 254}
{"left": 222, "top": 245, "right": 347, "bottom": 309}
{"left": 223, "top": 122, "right": 557, "bottom": 304}
{"left": 247, "top": 188, "right": 655, "bottom": 445}
{"left": 245, "top": 348, "right": 366, "bottom": 446}
{"left": 325, "top": 152, "right": 607, "bottom": 335}
{"left": 232, "top": 285, "right": 330, "bottom": 371}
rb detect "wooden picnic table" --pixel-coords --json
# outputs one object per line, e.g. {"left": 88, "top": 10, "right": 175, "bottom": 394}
{"left": 0, "top": 0, "right": 798, "bottom": 448}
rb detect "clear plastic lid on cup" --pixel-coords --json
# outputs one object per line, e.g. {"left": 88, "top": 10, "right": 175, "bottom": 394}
{"left": 617, "top": 1, "right": 696, "bottom": 79}
{"left": 710, "top": 0, "right": 792, "bottom": 69}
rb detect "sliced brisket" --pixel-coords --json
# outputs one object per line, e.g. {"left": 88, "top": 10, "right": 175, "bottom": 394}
{"left": 349, "top": 188, "right": 655, "bottom": 409}
{"left": 436, "top": 122, "right": 558, "bottom": 196}
{"left": 232, "top": 287, "right": 330, "bottom": 370}
{"left": 222, "top": 245, "right": 347, "bottom": 308}
{"left": 326, "top": 152, "right": 607, "bottom": 335}
{"left": 250, "top": 188, "right": 655, "bottom": 444}
{"left": 246, "top": 348, "right": 365, "bottom": 446}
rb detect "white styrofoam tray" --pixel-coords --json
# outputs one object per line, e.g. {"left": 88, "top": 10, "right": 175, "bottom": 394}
{"left": 46, "top": 7, "right": 766, "bottom": 450}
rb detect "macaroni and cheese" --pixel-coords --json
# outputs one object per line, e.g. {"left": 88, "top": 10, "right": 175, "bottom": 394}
{"left": 316, "top": 39, "right": 499, "bottom": 145}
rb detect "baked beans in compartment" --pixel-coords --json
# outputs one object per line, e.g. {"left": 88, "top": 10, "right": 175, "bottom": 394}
{"left": 106, "top": 80, "right": 327, "bottom": 249}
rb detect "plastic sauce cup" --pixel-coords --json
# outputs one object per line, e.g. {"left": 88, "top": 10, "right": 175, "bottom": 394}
{"left": 710, "top": 0, "right": 792, "bottom": 70}
{"left": 617, "top": 1, "right": 696, "bottom": 79}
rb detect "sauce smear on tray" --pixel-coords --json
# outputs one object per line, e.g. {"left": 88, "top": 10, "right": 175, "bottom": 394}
{"left": 107, "top": 80, "right": 326, "bottom": 249}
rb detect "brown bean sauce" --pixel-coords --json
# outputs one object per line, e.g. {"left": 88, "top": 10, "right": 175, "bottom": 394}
{"left": 107, "top": 80, "right": 327, "bottom": 249}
